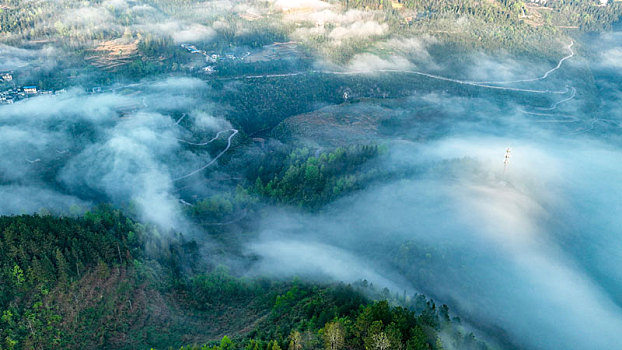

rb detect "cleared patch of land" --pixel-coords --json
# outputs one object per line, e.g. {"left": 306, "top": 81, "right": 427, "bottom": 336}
{"left": 273, "top": 103, "right": 393, "bottom": 146}
{"left": 85, "top": 38, "right": 139, "bottom": 71}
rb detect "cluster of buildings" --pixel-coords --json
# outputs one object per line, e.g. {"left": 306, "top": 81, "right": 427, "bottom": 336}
{"left": 181, "top": 44, "right": 204, "bottom": 54}
{"left": 0, "top": 85, "right": 63, "bottom": 104}
{"left": 1, "top": 71, "right": 67, "bottom": 104}
{"left": 180, "top": 44, "right": 252, "bottom": 74}
{"left": 1, "top": 72, "right": 13, "bottom": 82}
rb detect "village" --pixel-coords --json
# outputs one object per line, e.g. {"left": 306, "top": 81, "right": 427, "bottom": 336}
{"left": 180, "top": 43, "right": 246, "bottom": 74}
{"left": 0, "top": 72, "right": 66, "bottom": 104}
{"left": 180, "top": 41, "right": 299, "bottom": 74}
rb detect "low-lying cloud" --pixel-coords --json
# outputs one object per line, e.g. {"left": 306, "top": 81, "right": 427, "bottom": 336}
{"left": 144, "top": 22, "right": 217, "bottom": 43}
{"left": 0, "top": 78, "right": 230, "bottom": 229}
{"left": 244, "top": 29, "right": 622, "bottom": 348}
{"left": 346, "top": 53, "right": 414, "bottom": 72}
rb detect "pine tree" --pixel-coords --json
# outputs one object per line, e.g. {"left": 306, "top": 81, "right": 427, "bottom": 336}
{"left": 54, "top": 249, "right": 69, "bottom": 283}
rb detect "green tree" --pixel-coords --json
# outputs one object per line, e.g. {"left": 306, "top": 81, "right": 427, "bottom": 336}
{"left": 323, "top": 321, "right": 345, "bottom": 350}
{"left": 220, "top": 335, "right": 234, "bottom": 350}
{"left": 288, "top": 330, "right": 303, "bottom": 350}
{"left": 270, "top": 340, "right": 282, "bottom": 350}
{"left": 368, "top": 332, "right": 391, "bottom": 350}
{"left": 12, "top": 264, "right": 25, "bottom": 286}
{"left": 406, "top": 326, "right": 429, "bottom": 350}
{"left": 55, "top": 249, "right": 69, "bottom": 283}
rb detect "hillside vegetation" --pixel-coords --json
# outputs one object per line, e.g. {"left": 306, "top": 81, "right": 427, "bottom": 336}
{"left": 0, "top": 210, "right": 488, "bottom": 350}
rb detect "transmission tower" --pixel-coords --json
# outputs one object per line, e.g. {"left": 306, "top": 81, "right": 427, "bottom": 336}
{"left": 503, "top": 147, "right": 512, "bottom": 173}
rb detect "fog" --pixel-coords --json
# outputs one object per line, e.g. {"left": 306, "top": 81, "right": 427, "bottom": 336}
{"left": 0, "top": 78, "right": 232, "bottom": 229}
{"left": 1, "top": 1, "right": 621, "bottom": 349}
{"left": 248, "top": 131, "right": 622, "bottom": 347}
{"left": 244, "top": 31, "right": 622, "bottom": 350}
{"left": 0, "top": 44, "right": 58, "bottom": 72}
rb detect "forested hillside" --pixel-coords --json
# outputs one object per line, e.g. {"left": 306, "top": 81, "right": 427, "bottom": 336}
{"left": 2, "top": 0, "right": 621, "bottom": 348}
{"left": 0, "top": 211, "right": 487, "bottom": 350}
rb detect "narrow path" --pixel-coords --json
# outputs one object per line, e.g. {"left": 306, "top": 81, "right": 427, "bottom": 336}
{"left": 475, "top": 41, "right": 574, "bottom": 84}
{"left": 239, "top": 69, "right": 569, "bottom": 94}
{"left": 236, "top": 41, "right": 576, "bottom": 95}
{"left": 176, "top": 129, "right": 232, "bottom": 146}
{"left": 519, "top": 108, "right": 580, "bottom": 123}
{"left": 324, "top": 69, "right": 570, "bottom": 94}
{"left": 173, "top": 128, "right": 238, "bottom": 182}
{"left": 175, "top": 113, "right": 187, "bottom": 125}
{"left": 538, "top": 87, "right": 576, "bottom": 111}
{"left": 571, "top": 117, "right": 622, "bottom": 134}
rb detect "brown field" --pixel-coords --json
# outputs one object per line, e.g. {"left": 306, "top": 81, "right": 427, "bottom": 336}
{"left": 85, "top": 38, "right": 139, "bottom": 71}
{"left": 273, "top": 103, "right": 393, "bottom": 146}
{"left": 521, "top": 3, "right": 550, "bottom": 27}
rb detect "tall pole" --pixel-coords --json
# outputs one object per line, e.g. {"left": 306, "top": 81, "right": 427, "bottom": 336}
{"left": 503, "top": 147, "right": 512, "bottom": 174}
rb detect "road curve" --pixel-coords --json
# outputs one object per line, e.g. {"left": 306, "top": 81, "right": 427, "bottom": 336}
{"left": 173, "top": 128, "right": 238, "bottom": 182}
{"left": 474, "top": 41, "right": 575, "bottom": 85}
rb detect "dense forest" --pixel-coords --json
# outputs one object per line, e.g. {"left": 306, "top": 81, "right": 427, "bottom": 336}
{"left": 0, "top": 211, "right": 487, "bottom": 350}
{"left": 1, "top": 0, "right": 621, "bottom": 89}
{"left": 2, "top": 0, "right": 621, "bottom": 349}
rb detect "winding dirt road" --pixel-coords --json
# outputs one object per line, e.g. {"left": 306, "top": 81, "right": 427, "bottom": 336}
{"left": 176, "top": 129, "right": 233, "bottom": 146}
{"left": 475, "top": 41, "right": 575, "bottom": 84}
{"left": 538, "top": 87, "right": 577, "bottom": 110}
{"left": 238, "top": 41, "right": 576, "bottom": 95}
{"left": 173, "top": 128, "right": 238, "bottom": 182}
